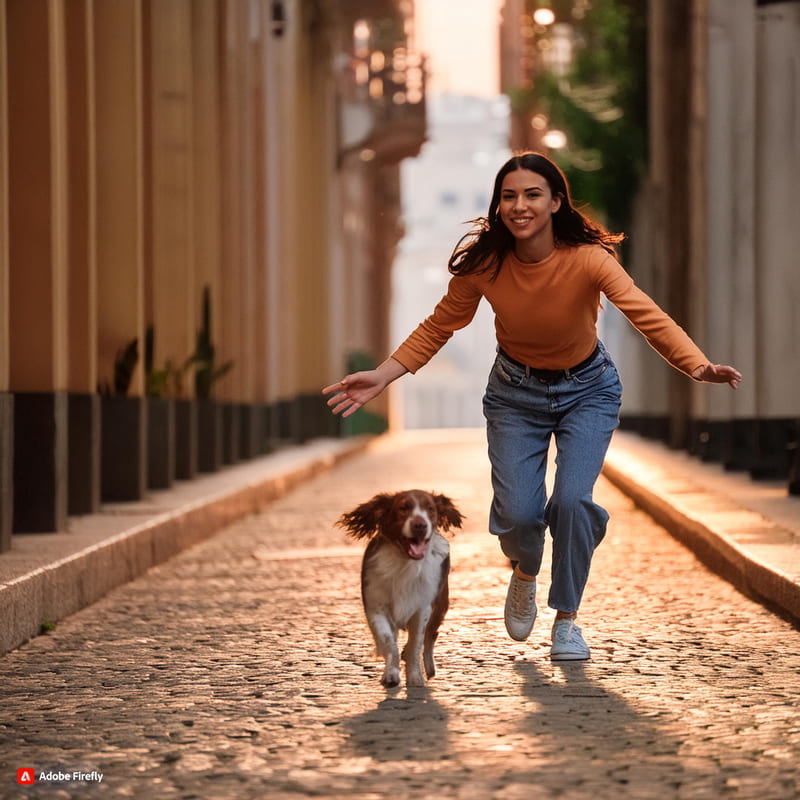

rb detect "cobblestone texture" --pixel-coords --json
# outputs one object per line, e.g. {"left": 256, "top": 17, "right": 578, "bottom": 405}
{"left": 1, "top": 431, "right": 799, "bottom": 799}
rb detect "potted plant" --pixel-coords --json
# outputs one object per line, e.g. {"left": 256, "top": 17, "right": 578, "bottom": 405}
{"left": 194, "top": 286, "right": 233, "bottom": 473}
{"left": 99, "top": 338, "right": 147, "bottom": 501}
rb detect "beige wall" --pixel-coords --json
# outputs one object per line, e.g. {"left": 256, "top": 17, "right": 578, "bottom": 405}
{"left": 695, "top": 0, "right": 757, "bottom": 425}
{"left": 754, "top": 2, "right": 800, "bottom": 419}
{"left": 0, "top": 0, "right": 8, "bottom": 393}
{"left": 626, "top": 0, "right": 799, "bottom": 474}
{"left": 1, "top": 0, "right": 415, "bottom": 411}
{"left": 191, "top": 0, "right": 221, "bottom": 386}
{"left": 555, "top": 0, "right": 798, "bottom": 464}
{"left": 7, "top": 0, "right": 70, "bottom": 393}
{"left": 217, "top": 0, "right": 249, "bottom": 403}
{"left": 292, "top": 1, "right": 334, "bottom": 397}
{"left": 675, "top": 0, "right": 800, "bottom": 427}
{"left": 146, "top": 0, "right": 196, "bottom": 392}
{"left": 0, "top": 0, "right": 423, "bottom": 539}
{"left": 65, "top": 0, "right": 98, "bottom": 394}
{"left": 94, "top": 0, "right": 145, "bottom": 396}
{"left": 274, "top": 1, "right": 299, "bottom": 405}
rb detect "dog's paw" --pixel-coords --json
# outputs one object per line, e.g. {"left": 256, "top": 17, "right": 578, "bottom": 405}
{"left": 381, "top": 667, "right": 401, "bottom": 688}
{"left": 406, "top": 668, "right": 425, "bottom": 688}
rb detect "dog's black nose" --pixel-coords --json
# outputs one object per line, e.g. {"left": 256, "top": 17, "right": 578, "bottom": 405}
{"left": 411, "top": 518, "right": 428, "bottom": 535}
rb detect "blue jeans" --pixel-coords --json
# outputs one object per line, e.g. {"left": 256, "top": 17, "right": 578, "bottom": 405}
{"left": 482, "top": 341, "right": 622, "bottom": 613}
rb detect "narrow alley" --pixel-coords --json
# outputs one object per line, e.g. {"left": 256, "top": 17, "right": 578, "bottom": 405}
{"left": 2, "top": 430, "right": 798, "bottom": 799}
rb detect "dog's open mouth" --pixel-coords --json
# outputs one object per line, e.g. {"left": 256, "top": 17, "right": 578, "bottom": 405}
{"left": 400, "top": 536, "right": 428, "bottom": 560}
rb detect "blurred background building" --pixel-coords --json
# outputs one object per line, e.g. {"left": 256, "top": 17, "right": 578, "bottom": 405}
{"left": 395, "top": 0, "right": 798, "bottom": 495}
{"left": 392, "top": 93, "right": 509, "bottom": 429}
{"left": 1, "top": 0, "right": 798, "bottom": 556}
{"left": 495, "top": 0, "right": 799, "bottom": 490}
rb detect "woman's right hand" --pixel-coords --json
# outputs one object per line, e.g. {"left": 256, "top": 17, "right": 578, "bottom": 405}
{"left": 322, "top": 358, "right": 408, "bottom": 418}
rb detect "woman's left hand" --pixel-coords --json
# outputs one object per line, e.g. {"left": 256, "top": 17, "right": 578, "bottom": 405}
{"left": 692, "top": 363, "right": 742, "bottom": 389}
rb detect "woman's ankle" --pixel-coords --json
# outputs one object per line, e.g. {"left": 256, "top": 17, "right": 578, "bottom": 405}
{"left": 513, "top": 565, "right": 537, "bottom": 581}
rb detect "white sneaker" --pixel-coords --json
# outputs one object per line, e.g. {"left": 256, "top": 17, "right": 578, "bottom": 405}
{"left": 550, "top": 618, "right": 590, "bottom": 660}
{"left": 504, "top": 573, "right": 537, "bottom": 641}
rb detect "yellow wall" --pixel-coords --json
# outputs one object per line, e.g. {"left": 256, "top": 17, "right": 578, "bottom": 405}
{"left": 65, "top": 0, "right": 97, "bottom": 394}
{"left": 1, "top": 0, "right": 409, "bottom": 410}
{"left": 146, "top": 0, "right": 196, "bottom": 393}
{"left": 217, "top": 0, "right": 247, "bottom": 402}
{"left": 291, "top": 1, "right": 334, "bottom": 397}
{"left": 191, "top": 0, "right": 221, "bottom": 386}
{"left": 7, "top": 0, "right": 69, "bottom": 393}
{"left": 94, "top": 0, "right": 145, "bottom": 396}
{"left": 0, "top": 0, "right": 8, "bottom": 393}
{"left": 0, "top": 0, "right": 422, "bottom": 540}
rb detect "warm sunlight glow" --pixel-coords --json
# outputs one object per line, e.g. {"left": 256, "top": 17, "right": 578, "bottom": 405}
{"left": 533, "top": 8, "right": 556, "bottom": 26}
{"left": 353, "top": 20, "right": 370, "bottom": 57}
{"left": 542, "top": 129, "right": 567, "bottom": 149}
{"left": 369, "top": 77, "right": 384, "bottom": 99}
{"left": 354, "top": 61, "right": 369, "bottom": 86}
{"left": 416, "top": 0, "right": 502, "bottom": 97}
{"left": 531, "top": 113, "right": 549, "bottom": 130}
{"left": 370, "top": 51, "right": 385, "bottom": 72}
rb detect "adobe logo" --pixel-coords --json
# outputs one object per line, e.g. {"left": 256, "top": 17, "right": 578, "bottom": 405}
{"left": 17, "top": 768, "right": 35, "bottom": 785}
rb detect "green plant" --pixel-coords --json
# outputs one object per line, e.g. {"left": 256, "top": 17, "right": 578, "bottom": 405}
{"left": 98, "top": 338, "right": 139, "bottom": 396}
{"left": 142, "top": 287, "right": 233, "bottom": 400}
{"left": 145, "top": 325, "right": 168, "bottom": 397}
{"left": 144, "top": 325, "right": 197, "bottom": 398}
{"left": 194, "top": 285, "right": 233, "bottom": 398}
{"left": 515, "top": 0, "right": 647, "bottom": 239}
{"left": 342, "top": 351, "right": 388, "bottom": 436}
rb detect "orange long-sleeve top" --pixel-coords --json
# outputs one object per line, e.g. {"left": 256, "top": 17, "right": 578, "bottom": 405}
{"left": 391, "top": 244, "right": 709, "bottom": 377}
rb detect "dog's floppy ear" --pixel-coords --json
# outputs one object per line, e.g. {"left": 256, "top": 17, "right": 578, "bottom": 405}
{"left": 432, "top": 493, "right": 464, "bottom": 532}
{"left": 336, "top": 493, "right": 394, "bottom": 539}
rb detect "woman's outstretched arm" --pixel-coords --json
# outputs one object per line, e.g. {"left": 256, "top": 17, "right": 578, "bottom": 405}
{"left": 322, "top": 357, "right": 409, "bottom": 418}
{"left": 691, "top": 362, "right": 742, "bottom": 389}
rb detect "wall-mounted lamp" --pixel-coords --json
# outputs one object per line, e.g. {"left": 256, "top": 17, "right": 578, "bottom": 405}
{"left": 271, "top": 1, "right": 286, "bottom": 38}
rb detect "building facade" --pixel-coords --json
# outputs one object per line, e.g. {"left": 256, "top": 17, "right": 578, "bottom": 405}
{"left": 0, "top": 0, "right": 427, "bottom": 549}
{"left": 499, "top": 0, "right": 800, "bottom": 493}
{"left": 392, "top": 93, "right": 510, "bottom": 429}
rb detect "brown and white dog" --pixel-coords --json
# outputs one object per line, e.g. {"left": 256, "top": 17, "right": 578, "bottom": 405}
{"left": 337, "top": 490, "right": 464, "bottom": 688}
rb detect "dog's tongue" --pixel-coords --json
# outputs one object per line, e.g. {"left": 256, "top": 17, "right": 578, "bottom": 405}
{"left": 408, "top": 539, "right": 427, "bottom": 559}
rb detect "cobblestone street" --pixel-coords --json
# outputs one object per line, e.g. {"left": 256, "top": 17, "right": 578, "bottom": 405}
{"left": 2, "top": 430, "right": 799, "bottom": 799}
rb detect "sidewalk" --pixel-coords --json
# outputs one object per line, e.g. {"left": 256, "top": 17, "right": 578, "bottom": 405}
{"left": 2, "top": 428, "right": 798, "bottom": 657}
{"left": 0, "top": 437, "right": 372, "bottom": 656}
{"left": 603, "top": 430, "right": 800, "bottom": 623}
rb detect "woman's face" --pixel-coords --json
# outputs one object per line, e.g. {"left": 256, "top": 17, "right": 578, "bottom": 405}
{"left": 498, "top": 168, "right": 561, "bottom": 255}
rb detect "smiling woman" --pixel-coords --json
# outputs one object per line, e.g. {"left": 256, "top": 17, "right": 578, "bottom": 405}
{"left": 498, "top": 170, "right": 562, "bottom": 263}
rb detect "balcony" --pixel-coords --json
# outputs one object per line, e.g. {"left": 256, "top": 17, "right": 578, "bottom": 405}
{"left": 336, "top": 16, "right": 427, "bottom": 165}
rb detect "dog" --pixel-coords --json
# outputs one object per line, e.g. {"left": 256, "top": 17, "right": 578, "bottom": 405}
{"left": 337, "top": 490, "right": 464, "bottom": 688}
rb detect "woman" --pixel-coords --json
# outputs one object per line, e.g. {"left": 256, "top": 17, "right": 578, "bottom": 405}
{"left": 323, "top": 152, "right": 741, "bottom": 661}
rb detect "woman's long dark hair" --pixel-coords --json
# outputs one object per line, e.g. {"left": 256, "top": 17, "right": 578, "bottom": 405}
{"left": 448, "top": 152, "right": 624, "bottom": 279}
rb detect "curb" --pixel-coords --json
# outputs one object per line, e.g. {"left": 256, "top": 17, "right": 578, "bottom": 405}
{"left": 602, "top": 459, "right": 800, "bottom": 624}
{"left": 0, "top": 436, "right": 373, "bottom": 656}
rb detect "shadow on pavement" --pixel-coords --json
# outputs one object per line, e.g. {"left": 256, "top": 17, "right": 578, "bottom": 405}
{"left": 341, "top": 689, "right": 450, "bottom": 762}
{"left": 512, "top": 659, "right": 695, "bottom": 789}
